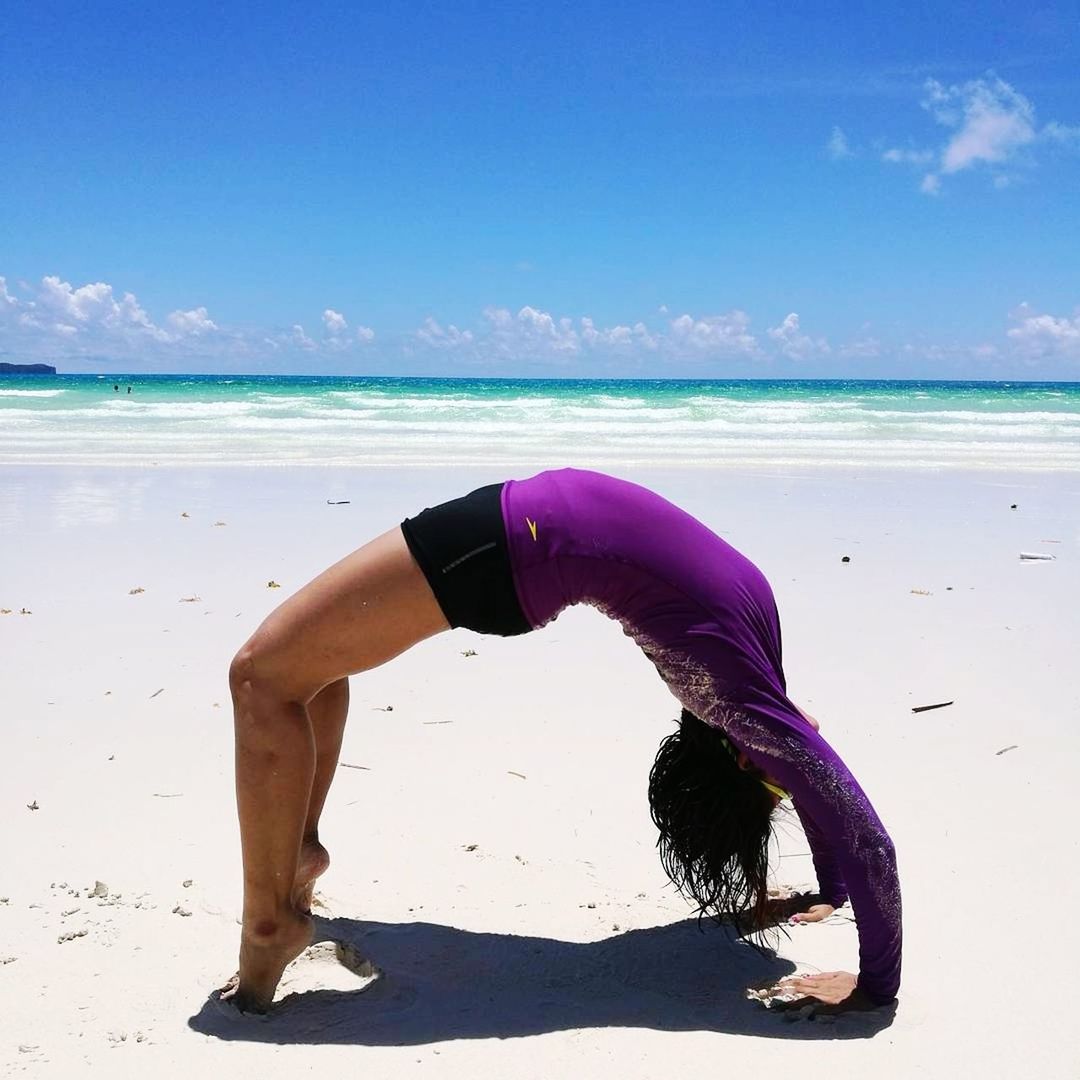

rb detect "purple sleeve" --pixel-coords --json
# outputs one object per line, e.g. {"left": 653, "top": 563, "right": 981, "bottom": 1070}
{"left": 793, "top": 801, "right": 849, "bottom": 909}
{"left": 726, "top": 707, "right": 902, "bottom": 1004}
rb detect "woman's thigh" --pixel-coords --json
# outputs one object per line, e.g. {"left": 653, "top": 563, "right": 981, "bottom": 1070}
{"left": 235, "top": 526, "right": 450, "bottom": 703}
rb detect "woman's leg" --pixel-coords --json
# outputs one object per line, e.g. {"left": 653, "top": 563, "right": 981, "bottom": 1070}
{"left": 226, "top": 526, "right": 449, "bottom": 1012}
{"left": 292, "top": 676, "right": 349, "bottom": 913}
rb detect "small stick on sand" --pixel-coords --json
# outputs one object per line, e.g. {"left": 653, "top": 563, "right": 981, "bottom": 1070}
{"left": 912, "top": 700, "right": 954, "bottom": 714}
{"left": 338, "top": 762, "right": 371, "bottom": 771}
{"left": 149, "top": 688, "right": 165, "bottom": 699}
{"left": 995, "top": 744, "right": 1019, "bottom": 756}
{"left": 508, "top": 770, "right": 527, "bottom": 780}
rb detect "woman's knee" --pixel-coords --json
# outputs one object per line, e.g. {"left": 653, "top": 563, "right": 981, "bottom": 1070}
{"left": 229, "top": 631, "right": 308, "bottom": 705}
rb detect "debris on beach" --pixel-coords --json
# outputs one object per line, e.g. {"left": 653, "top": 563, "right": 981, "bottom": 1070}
{"left": 746, "top": 982, "right": 806, "bottom": 1008}
{"left": 267, "top": 580, "right": 281, "bottom": 588}
{"left": 129, "top": 587, "right": 145, "bottom": 595}
{"left": 213, "top": 521, "right": 227, "bottom": 526}
{"left": 333, "top": 941, "right": 380, "bottom": 981}
{"left": 172, "top": 904, "right": 191, "bottom": 917}
{"left": 27, "top": 800, "right": 39, "bottom": 811}
{"left": 89, "top": 881, "right": 108, "bottom": 899}
{"left": 20, "top": 608, "right": 32, "bottom": 615}
{"left": 1, "top": 608, "right": 11, "bottom": 614}
{"left": 1019, "top": 552, "right": 1056, "bottom": 561}
{"left": 841, "top": 556, "right": 851, "bottom": 563}
{"left": 326, "top": 499, "right": 351, "bottom": 505}
{"left": 180, "top": 512, "right": 189, "bottom": 518}
{"left": 1010, "top": 504, "right": 1017, "bottom": 510}
{"left": 910, "top": 589, "right": 931, "bottom": 596}
{"left": 912, "top": 701, "right": 954, "bottom": 714}
{"left": 149, "top": 688, "right": 165, "bottom": 699}
{"left": 182, "top": 879, "right": 193, "bottom": 887}
{"left": 57, "top": 929, "right": 88, "bottom": 944}
{"left": 373, "top": 704, "right": 394, "bottom": 712}
{"left": 338, "top": 762, "right": 370, "bottom": 771}
{"left": 461, "top": 649, "right": 477, "bottom": 657}
{"left": 152, "top": 792, "right": 183, "bottom": 798}
{"left": 463, "top": 844, "right": 478, "bottom": 852}
{"left": 995, "top": 744, "right": 1019, "bottom": 756}
{"left": 179, "top": 595, "right": 201, "bottom": 602}
{"left": 508, "top": 770, "right": 527, "bottom": 780}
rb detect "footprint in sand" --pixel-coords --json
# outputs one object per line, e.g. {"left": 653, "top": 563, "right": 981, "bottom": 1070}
{"left": 275, "top": 941, "right": 381, "bottom": 1000}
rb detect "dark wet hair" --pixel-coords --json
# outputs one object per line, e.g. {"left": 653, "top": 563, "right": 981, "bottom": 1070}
{"left": 648, "top": 708, "right": 775, "bottom": 930}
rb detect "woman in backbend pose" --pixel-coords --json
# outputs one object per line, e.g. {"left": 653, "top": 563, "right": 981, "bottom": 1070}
{"left": 224, "top": 468, "right": 901, "bottom": 1014}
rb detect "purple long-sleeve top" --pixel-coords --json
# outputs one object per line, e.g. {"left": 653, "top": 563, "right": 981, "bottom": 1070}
{"left": 500, "top": 468, "right": 901, "bottom": 1004}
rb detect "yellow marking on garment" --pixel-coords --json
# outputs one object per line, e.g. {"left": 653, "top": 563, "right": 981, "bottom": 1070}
{"left": 526, "top": 516, "right": 538, "bottom": 542}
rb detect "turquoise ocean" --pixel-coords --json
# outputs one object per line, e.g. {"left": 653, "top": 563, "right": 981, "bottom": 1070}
{"left": 1, "top": 374, "right": 1078, "bottom": 470}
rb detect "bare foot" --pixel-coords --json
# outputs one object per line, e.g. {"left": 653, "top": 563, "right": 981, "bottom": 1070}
{"left": 222, "top": 911, "right": 314, "bottom": 1014}
{"left": 293, "top": 839, "right": 330, "bottom": 913}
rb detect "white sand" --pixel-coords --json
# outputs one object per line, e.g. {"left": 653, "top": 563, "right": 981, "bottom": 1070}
{"left": 2, "top": 464, "right": 1078, "bottom": 1078}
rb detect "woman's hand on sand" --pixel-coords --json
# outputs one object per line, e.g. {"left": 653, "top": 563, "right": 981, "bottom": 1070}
{"left": 788, "top": 902, "right": 835, "bottom": 924}
{"left": 779, "top": 971, "right": 883, "bottom": 1012}
{"left": 756, "top": 892, "right": 833, "bottom": 928}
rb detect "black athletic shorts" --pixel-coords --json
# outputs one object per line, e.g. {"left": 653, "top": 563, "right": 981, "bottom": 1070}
{"left": 400, "top": 482, "right": 532, "bottom": 637}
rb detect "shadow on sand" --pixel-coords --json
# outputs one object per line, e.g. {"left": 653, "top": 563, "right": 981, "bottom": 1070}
{"left": 192, "top": 911, "right": 894, "bottom": 1045}
{"left": 189, "top": 915, "right": 895, "bottom": 1045}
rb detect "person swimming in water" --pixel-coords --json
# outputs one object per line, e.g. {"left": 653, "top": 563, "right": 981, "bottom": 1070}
{"left": 222, "top": 468, "right": 900, "bottom": 1014}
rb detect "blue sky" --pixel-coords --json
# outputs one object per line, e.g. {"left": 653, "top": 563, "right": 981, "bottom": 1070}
{"left": 2, "top": 2, "right": 1079, "bottom": 378}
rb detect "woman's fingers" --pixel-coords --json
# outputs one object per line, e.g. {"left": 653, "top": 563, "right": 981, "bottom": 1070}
{"left": 789, "top": 903, "right": 835, "bottom": 924}
{"left": 780, "top": 970, "right": 857, "bottom": 1005}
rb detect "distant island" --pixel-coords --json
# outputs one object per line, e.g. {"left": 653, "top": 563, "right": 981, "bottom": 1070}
{"left": 0, "top": 363, "right": 57, "bottom": 374}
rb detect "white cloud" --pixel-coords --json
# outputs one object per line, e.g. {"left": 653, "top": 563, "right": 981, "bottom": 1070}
{"left": 1007, "top": 302, "right": 1080, "bottom": 358}
{"left": 416, "top": 316, "right": 474, "bottom": 349}
{"left": 473, "top": 306, "right": 582, "bottom": 361}
{"left": 8, "top": 270, "right": 1077, "bottom": 378}
{"left": 413, "top": 307, "right": 663, "bottom": 363}
{"left": 490, "top": 305, "right": 581, "bottom": 356}
{"left": 581, "top": 317, "right": 658, "bottom": 350}
{"left": 36, "top": 275, "right": 169, "bottom": 340}
{"left": 290, "top": 324, "right": 317, "bottom": 351}
{"left": 924, "top": 76, "right": 1036, "bottom": 178}
{"left": 322, "top": 308, "right": 347, "bottom": 334}
{"left": 881, "top": 75, "right": 1079, "bottom": 194}
{"left": 766, "top": 312, "right": 830, "bottom": 360}
{"left": 838, "top": 336, "right": 882, "bottom": 360}
{"left": 167, "top": 307, "right": 218, "bottom": 335}
{"left": 669, "top": 310, "right": 759, "bottom": 355}
{"left": 882, "top": 146, "right": 935, "bottom": 165}
{"left": 827, "top": 126, "right": 853, "bottom": 160}
{"left": 1043, "top": 121, "right": 1080, "bottom": 145}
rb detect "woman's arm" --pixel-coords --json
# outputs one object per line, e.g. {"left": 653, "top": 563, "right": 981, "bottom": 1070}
{"left": 727, "top": 700, "right": 902, "bottom": 1004}
{"left": 792, "top": 799, "right": 849, "bottom": 909}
